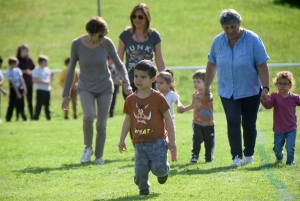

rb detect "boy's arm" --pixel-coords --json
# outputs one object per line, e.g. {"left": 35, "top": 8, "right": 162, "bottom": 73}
{"left": 9, "top": 80, "right": 22, "bottom": 98}
{"left": 32, "top": 76, "right": 48, "bottom": 85}
{"left": 118, "top": 114, "right": 131, "bottom": 153}
{"left": 163, "top": 110, "right": 176, "bottom": 151}
{"left": 20, "top": 77, "right": 27, "bottom": 95}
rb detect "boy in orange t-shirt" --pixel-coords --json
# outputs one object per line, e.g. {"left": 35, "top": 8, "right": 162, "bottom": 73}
{"left": 118, "top": 60, "right": 176, "bottom": 196}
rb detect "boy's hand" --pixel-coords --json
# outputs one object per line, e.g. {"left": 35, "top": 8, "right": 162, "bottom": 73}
{"left": 177, "top": 106, "right": 185, "bottom": 113}
{"left": 118, "top": 140, "right": 127, "bottom": 153}
{"left": 168, "top": 140, "right": 176, "bottom": 152}
{"left": 17, "top": 93, "right": 22, "bottom": 99}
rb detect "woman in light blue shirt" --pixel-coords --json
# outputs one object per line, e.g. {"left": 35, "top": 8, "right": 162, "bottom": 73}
{"left": 204, "top": 9, "right": 270, "bottom": 166}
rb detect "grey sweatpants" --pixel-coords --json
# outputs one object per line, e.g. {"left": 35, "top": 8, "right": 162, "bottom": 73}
{"left": 134, "top": 139, "right": 170, "bottom": 191}
{"left": 79, "top": 90, "right": 112, "bottom": 159}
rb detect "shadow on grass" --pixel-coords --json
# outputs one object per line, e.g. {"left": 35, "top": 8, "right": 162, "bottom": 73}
{"left": 273, "top": 0, "right": 300, "bottom": 8}
{"left": 169, "top": 163, "right": 237, "bottom": 175}
{"left": 13, "top": 158, "right": 129, "bottom": 174}
{"left": 94, "top": 193, "right": 159, "bottom": 201}
{"left": 244, "top": 162, "right": 287, "bottom": 171}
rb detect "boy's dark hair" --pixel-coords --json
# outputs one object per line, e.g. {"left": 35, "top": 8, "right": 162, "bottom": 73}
{"left": 0, "top": 55, "right": 3, "bottom": 64}
{"left": 38, "top": 55, "right": 49, "bottom": 64}
{"left": 134, "top": 60, "right": 157, "bottom": 78}
{"left": 193, "top": 69, "right": 206, "bottom": 81}
{"left": 8, "top": 57, "right": 19, "bottom": 65}
{"left": 64, "top": 57, "right": 70, "bottom": 65}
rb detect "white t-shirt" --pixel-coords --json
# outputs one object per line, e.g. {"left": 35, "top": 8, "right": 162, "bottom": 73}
{"left": 164, "top": 91, "right": 179, "bottom": 118}
{"left": 32, "top": 67, "right": 51, "bottom": 91}
{"left": 6, "top": 67, "right": 23, "bottom": 88}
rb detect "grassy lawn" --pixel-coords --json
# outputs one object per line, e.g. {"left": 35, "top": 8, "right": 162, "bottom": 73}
{"left": 0, "top": 110, "right": 299, "bottom": 200}
{"left": 1, "top": 0, "right": 300, "bottom": 200}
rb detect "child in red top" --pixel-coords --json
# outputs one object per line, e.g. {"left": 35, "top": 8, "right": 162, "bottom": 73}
{"left": 261, "top": 71, "right": 300, "bottom": 165}
{"left": 118, "top": 60, "right": 176, "bottom": 196}
{"left": 179, "top": 69, "right": 215, "bottom": 163}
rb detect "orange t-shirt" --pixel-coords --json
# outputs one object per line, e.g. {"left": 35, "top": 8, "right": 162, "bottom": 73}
{"left": 124, "top": 90, "right": 170, "bottom": 143}
{"left": 193, "top": 91, "right": 214, "bottom": 126}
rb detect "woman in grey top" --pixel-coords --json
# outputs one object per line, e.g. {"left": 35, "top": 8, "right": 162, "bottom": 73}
{"left": 118, "top": 3, "right": 165, "bottom": 99}
{"left": 62, "top": 17, "right": 132, "bottom": 164}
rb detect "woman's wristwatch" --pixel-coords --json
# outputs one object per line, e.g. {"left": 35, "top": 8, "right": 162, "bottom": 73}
{"left": 262, "top": 86, "right": 269, "bottom": 92}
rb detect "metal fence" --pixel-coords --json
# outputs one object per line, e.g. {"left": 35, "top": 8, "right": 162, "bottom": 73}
{"left": 2, "top": 63, "right": 300, "bottom": 74}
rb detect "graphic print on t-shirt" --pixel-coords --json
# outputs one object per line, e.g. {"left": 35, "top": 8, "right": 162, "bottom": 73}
{"left": 126, "top": 44, "right": 153, "bottom": 73}
{"left": 133, "top": 102, "right": 152, "bottom": 125}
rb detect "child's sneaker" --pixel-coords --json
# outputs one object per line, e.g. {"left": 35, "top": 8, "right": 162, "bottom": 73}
{"left": 139, "top": 189, "right": 150, "bottom": 196}
{"left": 94, "top": 158, "right": 104, "bottom": 164}
{"left": 231, "top": 155, "right": 242, "bottom": 166}
{"left": 157, "top": 174, "right": 168, "bottom": 184}
{"left": 80, "top": 147, "right": 93, "bottom": 163}
{"left": 275, "top": 151, "right": 284, "bottom": 163}
{"left": 244, "top": 156, "right": 254, "bottom": 164}
{"left": 190, "top": 154, "right": 198, "bottom": 163}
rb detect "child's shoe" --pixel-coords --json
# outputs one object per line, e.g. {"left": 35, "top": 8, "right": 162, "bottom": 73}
{"left": 157, "top": 174, "right": 168, "bottom": 184}
{"left": 190, "top": 154, "right": 198, "bottom": 163}
{"left": 139, "top": 189, "right": 150, "bottom": 196}
{"left": 231, "top": 155, "right": 242, "bottom": 166}
{"left": 94, "top": 158, "right": 104, "bottom": 164}
{"left": 275, "top": 151, "right": 284, "bottom": 163}
{"left": 244, "top": 156, "right": 254, "bottom": 164}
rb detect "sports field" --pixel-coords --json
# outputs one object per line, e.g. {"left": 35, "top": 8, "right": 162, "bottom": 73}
{"left": 0, "top": 0, "right": 300, "bottom": 200}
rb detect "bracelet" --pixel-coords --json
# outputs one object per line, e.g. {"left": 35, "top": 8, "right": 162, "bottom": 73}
{"left": 263, "top": 86, "right": 269, "bottom": 92}
{"left": 122, "top": 81, "right": 130, "bottom": 85}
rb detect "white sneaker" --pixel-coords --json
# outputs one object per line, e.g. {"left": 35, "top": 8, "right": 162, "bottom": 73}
{"left": 95, "top": 158, "right": 104, "bottom": 164}
{"left": 80, "top": 147, "right": 93, "bottom": 163}
{"left": 231, "top": 155, "right": 242, "bottom": 166}
{"left": 244, "top": 156, "right": 254, "bottom": 164}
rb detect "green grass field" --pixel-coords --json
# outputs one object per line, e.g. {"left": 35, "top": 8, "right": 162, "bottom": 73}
{"left": 1, "top": 0, "right": 300, "bottom": 200}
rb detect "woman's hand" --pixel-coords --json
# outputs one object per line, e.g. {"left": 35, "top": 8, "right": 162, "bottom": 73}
{"left": 261, "top": 88, "right": 269, "bottom": 101}
{"left": 62, "top": 97, "right": 69, "bottom": 111}
{"left": 123, "top": 82, "right": 133, "bottom": 95}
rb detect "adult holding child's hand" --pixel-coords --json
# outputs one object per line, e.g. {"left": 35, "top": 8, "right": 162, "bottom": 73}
{"left": 62, "top": 17, "right": 132, "bottom": 164}
{"left": 204, "top": 9, "right": 270, "bottom": 166}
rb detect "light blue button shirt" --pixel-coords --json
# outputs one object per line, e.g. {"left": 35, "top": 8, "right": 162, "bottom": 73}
{"left": 208, "top": 29, "right": 270, "bottom": 100}
{"left": 6, "top": 68, "right": 23, "bottom": 88}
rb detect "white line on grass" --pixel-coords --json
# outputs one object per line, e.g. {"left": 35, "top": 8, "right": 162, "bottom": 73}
{"left": 257, "top": 131, "right": 295, "bottom": 201}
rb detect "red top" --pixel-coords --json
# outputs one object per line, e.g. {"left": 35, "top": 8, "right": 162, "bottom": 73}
{"left": 261, "top": 92, "right": 300, "bottom": 132}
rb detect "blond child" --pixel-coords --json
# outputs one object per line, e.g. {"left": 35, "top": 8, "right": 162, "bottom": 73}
{"left": 59, "top": 57, "right": 78, "bottom": 119}
{"left": 179, "top": 69, "right": 215, "bottom": 163}
{"left": 32, "top": 55, "right": 53, "bottom": 120}
{"left": 261, "top": 71, "right": 299, "bottom": 165}
{"left": 156, "top": 69, "right": 182, "bottom": 161}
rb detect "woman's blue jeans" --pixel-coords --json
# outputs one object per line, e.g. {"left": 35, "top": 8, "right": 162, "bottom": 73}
{"left": 220, "top": 93, "right": 261, "bottom": 160}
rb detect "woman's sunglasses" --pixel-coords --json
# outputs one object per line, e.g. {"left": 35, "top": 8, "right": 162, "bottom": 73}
{"left": 131, "top": 14, "right": 144, "bottom": 20}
